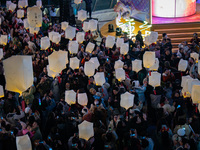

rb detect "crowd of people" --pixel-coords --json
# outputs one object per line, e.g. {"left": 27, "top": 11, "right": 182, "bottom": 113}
{"left": 0, "top": 2, "right": 200, "bottom": 150}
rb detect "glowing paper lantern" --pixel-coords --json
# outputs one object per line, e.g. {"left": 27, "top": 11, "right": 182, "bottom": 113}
{"left": 36, "top": 0, "right": 42, "bottom": 8}
{"left": 65, "top": 90, "right": 76, "bottom": 105}
{"left": 188, "top": 79, "right": 200, "bottom": 94}
{"left": 18, "top": 1, "right": 25, "bottom": 8}
{"left": 116, "top": 38, "right": 124, "bottom": 48}
{"left": 52, "top": 33, "right": 61, "bottom": 44}
{"left": 47, "top": 65, "right": 57, "bottom": 78}
{"left": 16, "top": 135, "right": 32, "bottom": 150}
{"left": 78, "top": 121, "right": 94, "bottom": 140}
{"left": 105, "top": 36, "right": 115, "bottom": 48}
{"left": 0, "top": 48, "right": 3, "bottom": 60}
{"left": 83, "top": 22, "right": 89, "bottom": 32}
{"left": 76, "top": 32, "right": 85, "bottom": 43}
{"left": 23, "top": 19, "right": 29, "bottom": 29}
{"left": 78, "top": 10, "right": 87, "bottom": 22}
{"left": 0, "top": 18, "right": 1, "bottom": 25}
{"left": 27, "top": 6, "right": 42, "bottom": 27}
{"left": 144, "top": 35, "right": 151, "bottom": 45}
{"left": 192, "top": 85, "right": 200, "bottom": 103}
{"left": 198, "top": 62, "right": 200, "bottom": 75}
{"left": 41, "top": 36, "right": 50, "bottom": 50}
{"left": 78, "top": 93, "right": 88, "bottom": 106}
{"left": 6, "top": 1, "right": 12, "bottom": 9}
{"left": 74, "top": 0, "right": 82, "bottom": 4}
{"left": 61, "top": 21, "right": 69, "bottom": 31}
{"left": 48, "top": 50, "right": 68, "bottom": 74}
{"left": 94, "top": 72, "right": 105, "bottom": 86}
{"left": 48, "top": 31, "right": 58, "bottom": 41}
{"left": 29, "top": 27, "right": 40, "bottom": 34}
{"left": 149, "top": 72, "right": 161, "bottom": 87}
{"left": 88, "top": 19, "right": 98, "bottom": 31}
{"left": 132, "top": 59, "right": 142, "bottom": 72}
{"left": 149, "top": 58, "right": 159, "bottom": 71}
{"left": 3, "top": 56, "right": 33, "bottom": 94}
{"left": 115, "top": 68, "right": 125, "bottom": 81}
{"left": 114, "top": 59, "right": 124, "bottom": 69}
{"left": 143, "top": 51, "right": 155, "bottom": 68}
{"left": 84, "top": 61, "right": 95, "bottom": 77}
{"left": 70, "top": 57, "right": 80, "bottom": 70}
{"left": 181, "top": 75, "right": 192, "bottom": 87}
{"left": 9, "top": 3, "right": 16, "bottom": 11}
{"left": 68, "top": 41, "right": 79, "bottom": 54}
{"left": 22, "top": 0, "right": 28, "bottom": 8}
{"left": 149, "top": 31, "right": 158, "bottom": 44}
{"left": 0, "top": 85, "right": 4, "bottom": 98}
{"left": 120, "top": 92, "right": 134, "bottom": 109}
{"left": 86, "top": 42, "right": 95, "bottom": 53}
{"left": 178, "top": 59, "right": 188, "bottom": 72}
{"left": 65, "top": 26, "right": 76, "bottom": 40}
{"left": 17, "top": 9, "right": 24, "bottom": 18}
{"left": 190, "top": 52, "right": 199, "bottom": 63}
{"left": 89, "top": 57, "right": 100, "bottom": 69}
{"left": 120, "top": 43, "right": 129, "bottom": 55}
{"left": 0, "top": 35, "right": 8, "bottom": 46}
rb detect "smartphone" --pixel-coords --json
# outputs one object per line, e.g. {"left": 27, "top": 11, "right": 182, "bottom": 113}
{"left": 39, "top": 99, "right": 41, "bottom": 106}
{"left": 105, "top": 145, "right": 109, "bottom": 148}
{"left": 1, "top": 117, "right": 3, "bottom": 120}
{"left": 57, "top": 116, "right": 59, "bottom": 119}
{"left": 130, "top": 134, "right": 135, "bottom": 137}
{"left": 39, "top": 141, "right": 44, "bottom": 144}
{"left": 11, "top": 131, "right": 13, "bottom": 135}
{"left": 72, "top": 117, "right": 76, "bottom": 120}
{"left": 48, "top": 136, "right": 51, "bottom": 140}
{"left": 0, "top": 129, "right": 2, "bottom": 131}
{"left": 177, "top": 105, "right": 181, "bottom": 109}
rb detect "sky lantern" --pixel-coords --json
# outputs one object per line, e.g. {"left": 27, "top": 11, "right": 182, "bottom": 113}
{"left": 89, "top": 57, "right": 100, "bottom": 69}
{"left": 0, "top": 48, "right": 3, "bottom": 60}
{"left": 0, "top": 85, "right": 4, "bottom": 98}
{"left": 65, "top": 26, "right": 76, "bottom": 40}
{"left": 65, "top": 90, "right": 76, "bottom": 105}
{"left": 88, "top": 19, "right": 98, "bottom": 31}
{"left": 52, "top": 33, "right": 61, "bottom": 44}
{"left": 120, "top": 43, "right": 129, "bottom": 55}
{"left": 192, "top": 85, "right": 200, "bottom": 103}
{"left": 116, "top": 37, "right": 124, "bottom": 48}
{"left": 68, "top": 41, "right": 79, "bottom": 54}
{"left": 84, "top": 61, "right": 95, "bottom": 77}
{"left": 0, "top": 35, "right": 8, "bottom": 46}
{"left": 149, "top": 72, "right": 161, "bottom": 87}
{"left": 3, "top": 56, "right": 33, "bottom": 95}
{"left": 70, "top": 57, "right": 80, "bottom": 70}
{"left": 47, "top": 65, "right": 57, "bottom": 78}
{"left": 114, "top": 59, "right": 124, "bottom": 69}
{"left": 41, "top": 36, "right": 50, "bottom": 50}
{"left": 78, "top": 9, "right": 87, "bottom": 22}
{"left": 49, "top": 31, "right": 58, "bottom": 41}
{"left": 190, "top": 52, "right": 199, "bottom": 63}
{"left": 16, "top": 135, "right": 32, "bottom": 150}
{"left": 132, "top": 59, "right": 142, "bottom": 73}
{"left": 61, "top": 21, "right": 69, "bottom": 31}
{"left": 78, "top": 121, "right": 94, "bottom": 140}
{"left": 120, "top": 92, "right": 134, "bottom": 109}
{"left": 94, "top": 72, "right": 105, "bottom": 86}
{"left": 115, "top": 68, "right": 125, "bottom": 82}
{"left": 17, "top": 9, "right": 24, "bottom": 18}
{"left": 78, "top": 93, "right": 88, "bottom": 106}
{"left": 36, "top": 0, "right": 42, "bottom": 8}
{"left": 18, "top": 1, "right": 25, "bottom": 8}
{"left": 27, "top": 6, "right": 42, "bottom": 27}
{"left": 86, "top": 42, "right": 95, "bottom": 53}
{"left": 143, "top": 51, "right": 155, "bottom": 68}
{"left": 76, "top": 32, "right": 85, "bottom": 43}
{"left": 178, "top": 59, "right": 188, "bottom": 72}
{"left": 29, "top": 27, "right": 40, "bottom": 34}
{"left": 149, "top": 58, "right": 159, "bottom": 71}
{"left": 23, "top": 19, "right": 29, "bottom": 29}
{"left": 188, "top": 79, "right": 200, "bottom": 94}
{"left": 9, "top": 3, "right": 16, "bottom": 12}
{"left": 105, "top": 36, "right": 115, "bottom": 48}
{"left": 83, "top": 21, "right": 89, "bottom": 32}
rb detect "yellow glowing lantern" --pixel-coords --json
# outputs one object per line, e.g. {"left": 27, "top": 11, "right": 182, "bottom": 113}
{"left": 143, "top": 51, "right": 155, "bottom": 68}
{"left": 120, "top": 92, "right": 135, "bottom": 109}
{"left": 78, "top": 120, "right": 94, "bottom": 140}
{"left": 149, "top": 72, "right": 161, "bottom": 87}
{"left": 0, "top": 35, "right": 8, "bottom": 46}
{"left": 61, "top": 21, "right": 69, "bottom": 31}
{"left": 65, "top": 90, "right": 76, "bottom": 105}
{"left": 115, "top": 68, "right": 125, "bottom": 82}
{"left": 132, "top": 59, "right": 142, "bottom": 73}
{"left": 27, "top": 6, "right": 42, "bottom": 27}
{"left": 84, "top": 61, "right": 95, "bottom": 77}
{"left": 9, "top": 3, "right": 16, "bottom": 12}
{"left": 0, "top": 85, "right": 4, "bottom": 98}
{"left": 17, "top": 9, "right": 24, "bottom": 18}
{"left": 70, "top": 57, "right": 80, "bottom": 70}
{"left": 190, "top": 52, "right": 199, "bottom": 63}
{"left": 94, "top": 72, "right": 105, "bottom": 86}
{"left": 78, "top": 93, "right": 88, "bottom": 106}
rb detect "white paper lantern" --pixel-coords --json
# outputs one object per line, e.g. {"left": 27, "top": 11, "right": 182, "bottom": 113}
{"left": 0, "top": 48, "right": 3, "bottom": 60}
{"left": 190, "top": 52, "right": 199, "bottom": 63}
{"left": 0, "top": 18, "right": 1, "bottom": 25}
{"left": 76, "top": 32, "right": 85, "bottom": 43}
{"left": 65, "top": 90, "right": 76, "bottom": 105}
{"left": 115, "top": 68, "right": 125, "bottom": 82}
{"left": 74, "top": 0, "right": 82, "bottom": 4}
{"left": 17, "top": 9, "right": 24, "bottom": 18}
{"left": 23, "top": 19, "right": 29, "bottom": 29}
{"left": 23, "top": 0, "right": 28, "bottom": 8}
{"left": 149, "top": 58, "right": 159, "bottom": 71}
{"left": 27, "top": 6, "right": 42, "bottom": 27}
{"left": 47, "top": 65, "right": 57, "bottom": 78}
{"left": 149, "top": 72, "right": 161, "bottom": 87}
{"left": 52, "top": 33, "right": 61, "bottom": 44}
{"left": 132, "top": 59, "right": 142, "bottom": 73}
{"left": 9, "top": 3, "right": 16, "bottom": 11}
{"left": 149, "top": 31, "right": 158, "bottom": 44}
{"left": 36, "top": 0, "right": 42, "bottom": 8}
{"left": 0, "top": 35, "right": 8, "bottom": 46}
{"left": 84, "top": 61, "right": 95, "bottom": 77}
{"left": 120, "top": 43, "right": 129, "bottom": 55}
{"left": 120, "top": 92, "right": 134, "bottom": 109}
{"left": 114, "top": 59, "right": 124, "bottom": 69}
{"left": 48, "top": 50, "right": 68, "bottom": 74}
{"left": 0, "top": 85, "right": 4, "bottom": 98}
{"left": 41, "top": 36, "right": 50, "bottom": 50}
{"left": 192, "top": 85, "right": 200, "bottom": 103}
{"left": 94, "top": 72, "right": 105, "bottom": 86}
{"left": 88, "top": 19, "right": 98, "bottom": 31}
{"left": 86, "top": 42, "right": 95, "bottom": 53}
{"left": 78, "top": 93, "right": 88, "bottom": 106}
{"left": 198, "top": 62, "right": 200, "bottom": 75}
{"left": 16, "top": 135, "right": 32, "bottom": 150}
{"left": 6, "top": 1, "right": 12, "bottom": 9}
{"left": 29, "top": 27, "right": 40, "bottom": 34}
{"left": 49, "top": 31, "right": 57, "bottom": 41}
{"left": 70, "top": 57, "right": 80, "bottom": 70}
{"left": 89, "top": 57, "right": 100, "bottom": 69}
{"left": 178, "top": 59, "right": 188, "bottom": 72}
{"left": 68, "top": 41, "right": 79, "bottom": 54}
{"left": 83, "top": 22, "right": 89, "bottom": 32}
{"left": 18, "top": 1, "right": 25, "bottom": 8}
{"left": 116, "top": 38, "right": 124, "bottom": 48}
{"left": 143, "top": 51, "right": 155, "bottom": 68}
{"left": 3, "top": 56, "right": 33, "bottom": 94}
{"left": 61, "top": 21, "right": 69, "bottom": 31}
{"left": 78, "top": 121, "right": 94, "bottom": 140}
{"left": 144, "top": 35, "right": 151, "bottom": 45}
{"left": 78, "top": 10, "right": 87, "bottom": 22}
{"left": 181, "top": 75, "right": 192, "bottom": 87}
{"left": 65, "top": 26, "right": 76, "bottom": 40}
{"left": 188, "top": 79, "right": 200, "bottom": 94}
{"left": 105, "top": 36, "right": 115, "bottom": 48}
